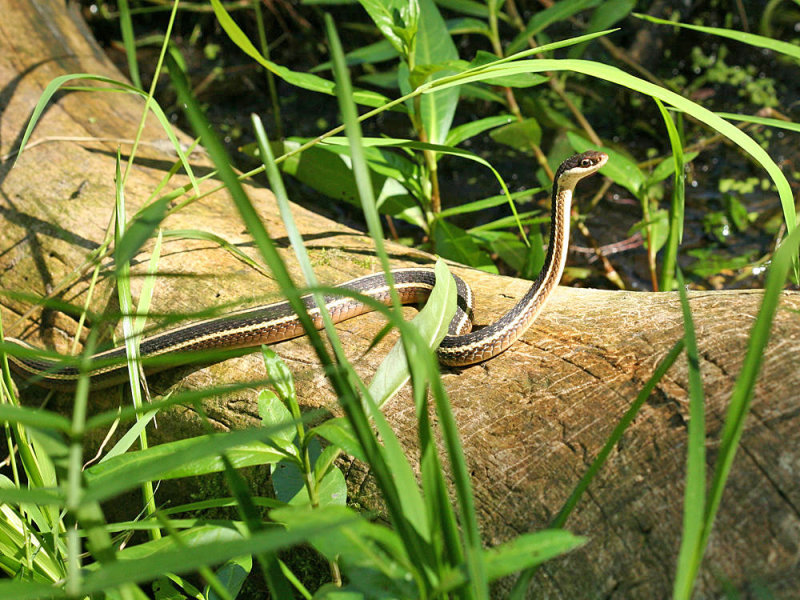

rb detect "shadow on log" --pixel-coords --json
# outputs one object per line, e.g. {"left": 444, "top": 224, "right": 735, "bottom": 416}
{"left": 0, "top": 3, "right": 798, "bottom": 597}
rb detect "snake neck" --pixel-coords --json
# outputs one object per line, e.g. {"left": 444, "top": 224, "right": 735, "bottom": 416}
{"left": 535, "top": 183, "right": 573, "bottom": 296}
{"left": 503, "top": 182, "right": 574, "bottom": 336}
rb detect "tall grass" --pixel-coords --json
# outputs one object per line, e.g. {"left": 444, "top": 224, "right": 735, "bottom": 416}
{"left": 1, "top": 2, "right": 797, "bottom": 598}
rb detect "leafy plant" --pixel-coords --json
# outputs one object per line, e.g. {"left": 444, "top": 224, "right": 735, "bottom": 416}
{"left": 2, "top": 1, "right": 799, "bottom": 599}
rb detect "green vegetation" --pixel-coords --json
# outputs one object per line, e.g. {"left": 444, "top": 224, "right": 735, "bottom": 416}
{"left": 1, "top": 1, "right": 798, "bottom": 599}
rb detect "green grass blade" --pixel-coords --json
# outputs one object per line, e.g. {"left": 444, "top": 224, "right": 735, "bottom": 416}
{"left": 13, "top": 74, "right": 198, "bottom": 195}
{"left": 439, "top": 188, "right": 540, "bottom": 219}
{"left": 697, "top": 211, "right": 800, "bottom": 580}
{"left": 0, "top": 486, "right": 65, "bottom": 506}
{"left": 0, "top": 581, "right": 68, "bottom": 600}
{"left": 507, "top": 0, "right": 603, "bottom": 54}
{"left": 672, "top": 269, "right": 707, "bottom": 600}
{"left": 0, "top": 405, "right": 71, "bottom": 432}
{"left": 325, "top": 13, "right": 444, "bottom": 581}
{"left": 99, "top": 409, "right": 158, "bottom": 463}
{"left": 162, "top": 229, "right": 269, "bottom": 276}
{"left": 169, "top": 40, "right": 441, "bottom": 590}
{"left": 117, "top": 0, "right": 141, "bottom": 89}
{"left": 115, "top": 196, "right": 170, "bottom": 266}
{"left": 441, "top": 530, "right": 586, "bottom": 591}
{"left": 254, "top": 111, "right": 439, "bottom": 547}
{"left": 634, "top": 13, "right": 800, "bottom": 59}
{"left": 715, "top": 112, "right": 800, "bottom": 133}
{"left": 113, "top": 150, "right": 150, "bottom": 470}
{"left": 655, "top": 99, "right": 685, "bottom": 292}
{"left": 552, "top": 341, "right": 685, "bottom": 528}
{"left": 209, "top": 0, "right": 390, "bottom": 108}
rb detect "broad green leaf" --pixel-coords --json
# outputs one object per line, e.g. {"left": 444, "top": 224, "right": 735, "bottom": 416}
{"left": 311, "top": 137, "right": 418, "bottom": 182}
{"left": 490, "top": 117, "right": 543, "bottom": 149}
{"left": 446, "top": 17, "right": 492, "bottom": 38}
{"left": 257, "top": 390, "right": 295, "bottom": 447}
{"left": 522, "top": 226, "right": 546, "bottom": 280}
{"left": 434, "top": 0, "right": 488, "bottom": 18}
{"left": 314, "top": 468, "right": 347, "bottom": 507}
{"left": 358, "top": 70, "right": 402, "bottom": 89}
{"left": 84, "top": 430, "right": 287, "bottom": 502}
{"left": 445, "top": 114, "right": 514, "bottom": 146}
{"left": 415, "top": 0, "right": 459, "bottom": 145}
{"left": 318, "top": 136, "right": 517, "bottom": 227}
{"left": 260, "top": 347, "right": 296, "bottom": 404}
{"left": 358, "top": 0, "right": 418, "bottom": 54}
{"left": 312, "top": 417, "right": 366, "bottom": 463}
{"left": 433, "top": 220, "right": 497, "bottom": 272}
{"left": 206, "top": 555, "right": 252, "bottom": 600}
{"left": 630, "top": 209, "right": 670, "bottom": 253}
{"left": 459, "top": 82, "right": 506, "bottom": 105}
{"left": 685, "top": 249, "right": 755, "bottom": 278}
{"left": 210, "top": 0, "right": 391, "bottom": 108}
{"left": 279, "top": 142, "right": 426, "bottom": 228}
{"left": 280, "top": 144, "right": 381, "bottom": 203}
{"left": 313, "top": 443, "right": 342, "bottom": 482}
{"left": 470, "top": 230, "right": 527, "bottom": 272}
{"left": 271, "top": 438, "right": 317, "bottom": 505}
{"left": 274, "top": 458, "right": 346, "bottom": 507}
{"left": 368, "top": 259, "right": 457, "bottom": 407}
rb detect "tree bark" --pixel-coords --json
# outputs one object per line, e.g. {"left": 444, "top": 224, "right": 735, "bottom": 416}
{"left": 1, "top": 2, "right": 798, "bottom": 597}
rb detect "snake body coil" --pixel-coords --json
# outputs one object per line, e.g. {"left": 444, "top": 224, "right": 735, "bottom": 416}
{"left": 5, "top": 151, "right": 608, "bottom": 389}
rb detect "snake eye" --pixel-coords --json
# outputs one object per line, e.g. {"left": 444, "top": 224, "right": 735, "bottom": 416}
{"left": 580, "top": 158, "right": 592, "bottom": 168}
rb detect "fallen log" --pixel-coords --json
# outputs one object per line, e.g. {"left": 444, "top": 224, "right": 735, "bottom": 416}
{"left": 0, "top": 2, "right": 798, "bottom": 597}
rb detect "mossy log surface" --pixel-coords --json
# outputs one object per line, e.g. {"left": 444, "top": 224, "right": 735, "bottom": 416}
{"left": 1, "top": 3, "right": 798, "bottom": 597}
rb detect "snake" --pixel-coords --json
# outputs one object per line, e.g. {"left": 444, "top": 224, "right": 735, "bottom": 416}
{"left": 4, "top": 150, "right": 608, "bottom": 390}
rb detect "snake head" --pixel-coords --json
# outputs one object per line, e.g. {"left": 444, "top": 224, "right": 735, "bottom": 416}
{"left": 556, "top": 150, "right": 609, "bottom": 184}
